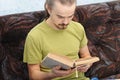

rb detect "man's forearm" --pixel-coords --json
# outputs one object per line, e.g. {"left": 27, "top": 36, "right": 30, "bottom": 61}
{"left": 29, "top": 70, "right": 56, "bottom": 80}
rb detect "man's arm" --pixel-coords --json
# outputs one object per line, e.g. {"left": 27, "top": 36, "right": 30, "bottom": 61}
{"left": 77, "top": 45, "right": 92, "bottom": 72}
{"left": 79, "top": 45, "right": 91, "bottom": 58}
{"left": 28, "top": 64, "right": 75, "bottom": 80}
{"left": 28, "top": 64, "right": 55, "bottom": 80}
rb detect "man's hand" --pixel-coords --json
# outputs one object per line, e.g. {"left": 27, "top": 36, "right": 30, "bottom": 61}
{"left": 77, "top": 64, "right": 92, "bottom": 72}
{"left": 51, "top": 66, "right": 75, "bottom": 78}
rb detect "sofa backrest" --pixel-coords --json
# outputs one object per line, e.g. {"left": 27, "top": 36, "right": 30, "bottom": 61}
{"left": 76, "top": 1, "right": 120, "bottom": 78}
{"left": 0, "top": 11, "right": 46, "bottom": 80}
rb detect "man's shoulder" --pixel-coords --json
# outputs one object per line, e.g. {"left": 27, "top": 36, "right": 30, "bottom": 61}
{"left": 70, "top": 21, "right": 84, "bottom": 30}
{"left": 27, "top": 21, "right": 45, "bottom": 39}
{"left": 70, "top": 21, "right": 81, "bottom": 24}
{"left": 29, "top": 21, "right": 45, "bottom": 34}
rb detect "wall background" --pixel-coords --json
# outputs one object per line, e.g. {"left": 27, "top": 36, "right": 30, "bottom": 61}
{"left": 0, "top": 0, "right": 116, "bottom": 16}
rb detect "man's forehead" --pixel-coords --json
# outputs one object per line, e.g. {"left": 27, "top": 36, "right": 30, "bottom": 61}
{"left": 57, "top": 13, "right": 74, "bottom": 18}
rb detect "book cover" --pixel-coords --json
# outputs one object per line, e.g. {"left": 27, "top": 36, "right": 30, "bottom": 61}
{"left": 41, "top": 53, "right": 100, "bottom": 70}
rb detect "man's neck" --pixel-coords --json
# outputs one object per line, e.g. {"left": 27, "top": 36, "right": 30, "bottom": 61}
{"left": 46, "top": 18, "right": 59, "bottom": 30}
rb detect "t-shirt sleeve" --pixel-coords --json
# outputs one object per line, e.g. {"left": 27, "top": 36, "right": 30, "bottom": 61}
{"left": 76, "top": 23, "right": 88, "bottom": 48}
{"left": 80, "top": 25, "right": 88, "bottom": 48}
{"left": 23, "top": 34, "right": 42, "bottom": 64}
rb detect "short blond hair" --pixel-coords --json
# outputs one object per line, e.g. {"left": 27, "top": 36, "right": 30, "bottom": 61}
{"left": 45, "top": 0, "right": 76, "bottom": 7}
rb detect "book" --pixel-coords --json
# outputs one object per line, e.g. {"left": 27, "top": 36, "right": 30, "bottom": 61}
{"left": 41, "top": 53, "right": 100, "bottom": 70}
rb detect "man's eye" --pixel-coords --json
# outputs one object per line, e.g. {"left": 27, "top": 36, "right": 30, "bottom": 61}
{"left": 58, "top": 16, "right": 64, "bottom": 19}
{"left": 68, "top": 16, "right": 73, "bottom": 18}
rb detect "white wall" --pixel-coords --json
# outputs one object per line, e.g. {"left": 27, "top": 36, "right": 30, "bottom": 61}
{"left": 0, "top": 0, "right": 116, "bottom": 16}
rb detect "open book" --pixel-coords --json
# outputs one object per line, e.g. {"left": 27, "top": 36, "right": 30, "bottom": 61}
{"left": 41, "top": 53, "right": 100, "bottom": 70}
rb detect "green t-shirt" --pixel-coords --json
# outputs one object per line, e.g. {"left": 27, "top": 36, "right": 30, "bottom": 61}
{"left": 23, "top": 20, "right": 89, "bottom": 80}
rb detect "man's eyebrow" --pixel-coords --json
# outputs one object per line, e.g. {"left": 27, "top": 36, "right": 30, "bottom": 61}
{"left": 57, "top": 15, "right": 64, "bottom": 18}
{"left": 57, "top": 14, "right": 74, "bottom": 18}
{"left": 68, "top": 14, "right": 74, "bottom": 17}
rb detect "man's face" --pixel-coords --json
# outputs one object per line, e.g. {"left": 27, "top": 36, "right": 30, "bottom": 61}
{"left": 48, "top": 1, "right": 76, "bottom": 30}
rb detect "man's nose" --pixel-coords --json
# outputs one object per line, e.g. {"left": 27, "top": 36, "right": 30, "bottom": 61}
{"left": 63, "top": 18, "right": 69, "bottom": 25}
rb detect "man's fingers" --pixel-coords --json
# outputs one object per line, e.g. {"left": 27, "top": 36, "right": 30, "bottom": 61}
{"left": 77, "top": 65, "right": 91, "bottom": 72}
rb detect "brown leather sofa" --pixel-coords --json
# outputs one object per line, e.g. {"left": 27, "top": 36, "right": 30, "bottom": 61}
{"left": 0, "top": 1, "right": 120, "bottom": 80}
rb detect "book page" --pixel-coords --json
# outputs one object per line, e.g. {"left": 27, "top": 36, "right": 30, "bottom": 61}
{"left": 75, "top": 57, "right": 100, "bottom": 66}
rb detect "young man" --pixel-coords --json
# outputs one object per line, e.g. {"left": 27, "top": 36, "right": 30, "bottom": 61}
{"left": 23, "top": 0, "right": 92, "bottom": 80}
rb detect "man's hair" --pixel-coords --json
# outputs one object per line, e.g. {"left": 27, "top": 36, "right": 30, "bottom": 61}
{"left": 45, "top": 0, "right": 76, "bottom": 7}
{"left": 44, "top": 0, "right": 76, "bottom": 18}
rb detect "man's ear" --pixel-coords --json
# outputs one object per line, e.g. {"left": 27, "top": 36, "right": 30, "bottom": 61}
{"left": 45, "top": 4, "right": 52, "bottom": 15}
